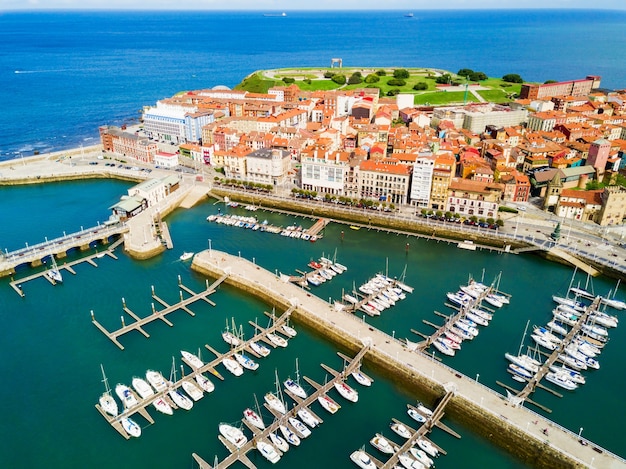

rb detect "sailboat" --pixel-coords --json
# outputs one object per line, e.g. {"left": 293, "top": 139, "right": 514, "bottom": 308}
{"left": 98, "top": 364, "right": 118, "bottom": 417}
{"left": 168, "top": 357, "right": 193, "bottom": 410}
{"left": 265, "top": 369, "right": 287, "bottom": 414}
{"left": 243, "top": 395, "right": 265, "bottom": 429}
{"left": 46, "top": 255, "right": 63, "bottom": 283}
{"left": 504, "top": 320, "right": 542, "bottom": 373}
{"left": 284, "top": 358, "right": 307, "bottom": 399}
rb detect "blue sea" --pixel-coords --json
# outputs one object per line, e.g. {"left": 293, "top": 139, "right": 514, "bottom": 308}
{"left": 1, "top": 9, "right": 626, "bottom": 160}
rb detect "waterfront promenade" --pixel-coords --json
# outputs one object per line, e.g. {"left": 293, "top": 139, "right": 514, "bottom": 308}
{"left": 192, "top": 249, "right": 625, "bottom": 469}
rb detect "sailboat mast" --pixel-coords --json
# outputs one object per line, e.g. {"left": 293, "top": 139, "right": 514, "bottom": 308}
{"left": 518, "top": 320, "right": 530, "bottom": 356}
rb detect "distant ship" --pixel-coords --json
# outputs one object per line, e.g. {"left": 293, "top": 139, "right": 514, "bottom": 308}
{"left": 264, "top": 12, "right": 287, "bottom": 17}
{"left": 405, "top": 13, "right": 414, "bottom": 17}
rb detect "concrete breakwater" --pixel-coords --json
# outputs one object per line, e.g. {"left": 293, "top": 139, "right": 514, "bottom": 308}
{"left": 191, "top": 249, "right": 619, "bottom": 468}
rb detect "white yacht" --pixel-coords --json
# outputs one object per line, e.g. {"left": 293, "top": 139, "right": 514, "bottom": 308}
{"left": 222, "top": 331, "right": 240, "bottom": 347}
{"left": 121, "top": 417, "right": 141, "bottom": 438}
{"left": 269, "top": 431, "right": 289, "bottom": 452}
{"left": 194, "top": 373, "right": 215, "bottom": 393}
{"left": 288, "top": 416, "right": 311, "bottom": 438}
{"left": 390, "top": 421, "right": 411, "bottom": 439}
{"left": 417, "top": 438, "right": 439, "bottom": 457}
{"left": 222, "top": 357, "right": 244, "bottom": 376}
{"left": 180, "top": 350, "right": 204, "bottom": 369}
{"left": 432, "top": 338, "right": 456, "bottom": 356}
{"left": 350, "top": 449, "right": 376, "bottom": 469}
{"left": 168, "top": 387, "right": 193, "bottom": 410}
{"left": 281, "top": 323, "right": 297, "bottom": 337}
{"left": 284, "top": 377, "right": 307, "bottom": 399}
{"left": 267, "top": 332, "right": 288, "bottom": 347}
{"left": 297, "top": 407, "right": 319, "bottom": 428}
{"left": 234, "top": 352, "right": 259, "bottom": 371}
{"left": 407, "top": 407, "right": 426, "bottom": 424}
{"left": 152, "top": 396, "right": 173, "bottom": 415}
{"left": 545, "top": 371, "right": 578, "bottom": 390}
{"left": 115, "top": 383, "right": 139, "bottom": 409}
{"left": 317, "top": 394, "right": 341, "bottom": 414}
{"left": 249, "top": 340, "right": 271, "bottom": 357}
{"left": 131, "top": 377, "right": 154, "bottom": 400}
{"left": 244, "top": 407, "right": 265, "bottom": 429}
{"left": 370, "top": 434, "right": 396, "bottom": 454}
{"left": 279, "top": 424, "right": 301, "bottom": 446}
{"left": 219, "top": 423, "right": 247, "bottom": 449}
{"left": 531, "top": 333, "right": 557, "bottom": 351}
{"left": 504, "top": 353, "right": 540, "bottom": 373}
{"left": 351, "top": 369, "right": 372, "bottom": 387}
{"left": 256, "top": 440, "right": 281, "bottom": 464}
{"left": 398, "top": 452, "right": 420, "bottom": 469}
{"left": 334, "top": 381, "right": 359, "bottom": 402}
{"left": 181, "top": 380, "right": 203, "bottom": 401}
{"left": 179, "top": 251, "right": 194, "bottom": 261}
{"left": 265, "top": 391, "right": 287, "bottom": 415}
{"left": 410, "top": 447, "right": 434, "bottom": 468}
{"left": 146, "top": 370, "right": 169, "bottom": 393}
{"left": 98, "top": 364, "right": 118, "bottom": 417}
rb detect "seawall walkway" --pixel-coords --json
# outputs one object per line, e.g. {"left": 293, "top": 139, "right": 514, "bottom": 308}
{"left": 191, "top": 249, "right": 625, "bottom": 469}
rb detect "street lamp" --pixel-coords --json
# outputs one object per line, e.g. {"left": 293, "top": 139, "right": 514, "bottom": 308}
{"left": 578, "top": 427, "right": 583, "bottom": 438}
{"left": 475, "top": 373, "right": 480, "bottom": 383}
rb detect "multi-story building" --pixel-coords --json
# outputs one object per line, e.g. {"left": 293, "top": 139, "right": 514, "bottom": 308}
{"left": 142, "top": 101, "right": 196, "bottom": 144}
{"left": 409, "top": 154, "right": 435, "bottom": 209}
{"left": 99, "top": 126, "right": 158, "bottom": 163}
{"left": 598, "top": 186, "right": 626, "bottom": 226}
{"left": 431, "top": 104, "right": 528, "bottom": 134}
{"left": 519, "top": 76, "right": 601, "bottom": 100}
{"left": 300, "top": 150, "right": 350, "bottom": 196}
{"left": 446, "top": 178, "right": 503, "bottom": 219}
{"left": 246, "top": 148, "right": 291, "bottom": 187}
{"left": 430, "top": 153, "right": 456, "bottom": 211}
{"left": 357, "top": 159, "right": 411, "bottom": 205}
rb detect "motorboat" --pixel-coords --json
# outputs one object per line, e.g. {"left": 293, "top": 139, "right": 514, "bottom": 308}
{"left": 281, "top": 323, "right": 297, "bottom": 337}
{"left": 308, "top": 261, "right": 322, "bottom": 269}
{"left": 508, "top": 364, "right": 534, "bottom": 381}
{"left": 219, "top": 423, "right": 247, "bottom": 449}
{"left": 195, "top": 373, "right": 215, "bottom": 393}
{"left": 390, "top": 421, "right": 412, "bottom": 439}
{"left": 549, "top": 365, "right": 586, "bottom": 385}
{"left": 181, "top": 380, "right": 203, "bottom": 401}
{"left": 244, "top": 407, "right": 265, "bottom": 429}
{"left": 257, "top": 440, "right": 281, "bottom": 464}
{"left": 179, "top": 251, "right": 194, "bottom": 261}
{"left": 317, "top": 394, "right": 341, "bottom": 414}
{"left": 284, "top": 377, "right": 307, "bottom": 399}
{"left": 531, "top": 334, "right": 557, "bottom": 351}
{"left": 307, "top": 275, "right": 322, "bottom": 287}
{"left": 409, "top": 447, "right": 434, "bottom": 468}
{"left": 370, "top": 434, "right": 397, "bottom": 454}
{"left": 222, "top": 357, "right": 244, "bottom": 376}
{"left": 545, "top": 372, "right": 578, "bottom": 391}
{"left": 266, "top": 332, "right": 288, "bottom": 348}
{"left": 234, "top": 352, "right": 259, "bottom": 371}
{"left": 360, "top": 303, "right": 380, "bottom": 317}
{"left": 351, "top": 369, "right": 372, "bottom": 387}
{"left": 446, "top": 291, "right": 472, "bottom": 306}
{"left": 344, "top": 294, "right": 359, "bottom": 304}
{"left": 334, "top": 381, "right": 359, "bottom": 402}
{"left": 415, "top": 402, "right": 433, "bottom": 418}
{"left": 131, "top": 377, "right": 154, "bottom": 400}
{"left": 398, "top": 452, "right": 420, "bottom": 469}
{"left": 288, "top": 416, "right": 311, "bottom": 438}
{"left": 269, "top": 431, "right": 289, "bottom": 453}
{"left": 98, "top": 364, "right": 118, "bottom": 417}
{"left": 297, "top": 407, "right": 319, "bottom": 427}
{"left": 464, "top": 311, "right": 488, "bottom": 326}
{"left": 546, "top": 320, "right": 568, "bottom": 337}
{"left": 504, "top": 353, "right": 540, "bottom": 373}
{"left": 350, "top": 450, "right": 376, "bottom": 469}
{"left": 115, "top": 383, "right": 139, "bottom": 409}
{"left": 249, "top": 340, "right": 271, "bottom": 357}
{"left": 319, "top": 269, "right": 333, "bottom": 281}
{"left": 533, "top": 326, "right": 561, "bottom": 344}
{"left": 432, "top": 338, "right": 455, "bottom": 356}
{"left": 454, "top": 320, "right": 478, "bottom": 337}
{"left": 407, "top": 407, "right": 426, "bottom": 424}
{"left": 152, "top": 396, "right": 173, "bottom": 415}
{"left": 168, "top": 387, "right": 193, "bottom": 410}
{"left": 265, "top": 391, "right": 287, "bottom": 415}
{"left": 417, "top": 438, "right": 439, "bottom": 457}
{"left": 279, "top": 424, "right": 301, "bottom": 446}
{"left": 440, "top": 336, "right": 461, "bottom": 349}
{"left": 121, "top": 417, "right": 141, "bottom": 438}
{"left": 146, "top": 370, "right": 169, "bottom": 393}
{"left": 558, "top": 353, "right": 587, "bottom": 371}
{"left": 180, "top": 350, "right": 204, "bottom": 369}
{"left": 443, "top": 329, "right": 463, "bottom": 344}
{"left": 222, "top": 331, "right": 240, "bottom": 347}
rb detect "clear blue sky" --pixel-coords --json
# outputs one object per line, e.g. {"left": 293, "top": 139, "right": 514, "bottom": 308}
{"left": 2, "top": 1, "right": 625, "bottom": 11}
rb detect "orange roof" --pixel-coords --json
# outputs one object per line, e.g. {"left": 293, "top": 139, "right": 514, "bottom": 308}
{"left": 359, "top": 159, "right": 410, "bottom": 176}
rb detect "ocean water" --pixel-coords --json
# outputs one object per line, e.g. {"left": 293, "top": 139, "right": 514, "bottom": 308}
{"left": 0, "top": 180, "right": 625, "bottom": 468}
{"left": 1, "top": 9, "right": 626, "bottom": 159}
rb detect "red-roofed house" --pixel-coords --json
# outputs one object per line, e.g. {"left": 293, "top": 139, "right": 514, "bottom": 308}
{"left": 357, "top": 159, "right": 411, "bottom": 205}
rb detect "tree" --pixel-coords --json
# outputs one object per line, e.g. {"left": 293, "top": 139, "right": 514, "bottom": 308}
{"left": 435, "top": 73, "right": 452, "bottom": 84}
{"left": 544, "top": 80, "right": 557, "bottom": 84}
{"left": 323, "top": 71, "right": 335, "bottom": 79}
{"left": 502, "top": 73, "right": 524, "bottom": 83}
{"left": 282, "top": 77, "right": 295, "bottom": 84}
{"left": 469, "top": 71, "right": 488, "bottom": 81}
{"left": 387, "top": 78, "right": 406, "bottom": 86}
{"left": 376, "top": 69, "right": 387, "bottom": 76}
{"left": 413, "top": 82, "right": 428, "bottom": 90}
{"left": 331, "top": 74, "right": 346, "bottom": 85}
{"left": 387, "top": 89, "right": 401, "bottom": 96}
{"left": 457, "top": 68, "right": 474, "bottom": 77}
{"left": 364, "top": 74, "right": 380, "bottom": 84}
{"left": 393, "top": 69, "right": 410, "bottom": 79}
{"left": 348, "top": 73, "right": 362, "bottom": 85}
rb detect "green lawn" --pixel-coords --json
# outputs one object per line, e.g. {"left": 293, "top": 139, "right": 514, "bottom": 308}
{"left": 477, "top": 89, "right": 512, "bottom": 103}
{"left": 414, "top": 91, "right": 479, "bottom": 105}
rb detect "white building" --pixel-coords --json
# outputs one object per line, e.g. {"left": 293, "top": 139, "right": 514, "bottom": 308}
{"left": 246, "top": 148, "right": 291, "bottom": 186}
{"left": 409, "top": 154, "right": 436, "bottom": 208}
{"left": 127, "top": 175, "right": 180, "bottom": 207}
{"left": 154, "top": 151, "right": 179, "bottom": 168}
{"left": 142, "top": 101, "right": 194, "bottom": 144}
{"left": 300, "top": 151, "right": 350, "bottom": 196}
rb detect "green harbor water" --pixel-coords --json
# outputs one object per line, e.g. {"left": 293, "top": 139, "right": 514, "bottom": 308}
{"left": 1, "top": 180, "right": 624, "bottom": 468}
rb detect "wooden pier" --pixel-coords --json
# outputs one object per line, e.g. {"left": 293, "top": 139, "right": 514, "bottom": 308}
{"left": 92, "top": 274, "right": 228, "bottom": 350}
{"left": 9, "top": 238, "right": 124, "bottom": 297}
{"left": 192, "top": 345, "right": 371, "bottom": 469}
{"left": 303, "top": 218, "right": 329, "bottom": 237}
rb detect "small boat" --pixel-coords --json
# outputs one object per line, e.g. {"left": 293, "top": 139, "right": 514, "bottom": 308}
{"left": 269, "top": 431, "right": 289, "bottom": 453}
{"left": 546, "top": 320, "right": 568, "bottom": 336}
{"left": 222, "top": 331, "right": 240, "bottom": 347}
{"left": 195, "top": 373, "right": 215, "bottom": 393}
{"left": 370, "top": 434, "right": 397, "bottom": 454}
{"left": 350, "top": 450, "right": 376, "bottom": 469}
{"left": 281, "top": 324, "right": 297, "bottom": 337}
{"left": 351, "top": 369, "right": 372, "bottom": 387}
{"left": 454, "top": 320, "right": 478, "bottom": 337}
{"left": 121, "top": 417, "right": 141, "bottom": 438}
{"left": 279, "top": 424, "right": 301, "bottom": 446}
{"left": 181, "top": 380, "right": 203, "bottom": 401}
{"left": 132, "top": 377, "right": 155, "bottom": 400}
{"left": 508, "top": 364, "right": 534, "bottom": 380}
{"left": 222, "top": 357, "right": 244, "bottom": 376}
{"left": 484, "top": 294, "right": 504, "bottom": 308}
{"left": 417, "top": 438, "right": 439, "bottom": 458}
{"left": 46, "top": 256, "right": 63, "bottom": 283}
{"left": 152, "top": 397, "right": 173, "bottom": 415}
{"left": 443, "top": 329, "right": 463, "bottom": 344}
{"left": 533, "top": 326, "right": 562, "bottom": 344}
{"left": 549, "top": 365, "right": 586, "bottom": 385}
{"left": 398, "top": 452, "right": 419, "bottom": 469}
{"left": 410, "top": 447, "right": 434, "bottom": 468}
{"left": 284, "top": 377, "right": 307, "bottom": 399}
{"left": 250, "top": 341, "right": 271, "bottom": 357}
{"left": 390, "top": 421, "right": 411, "bottom": 439}
{"left": 558, "top": 353, "right": 587, "bottom": 371}
{"left": 465, "top": 311, "right": 489, "bottom": 326}
{"left": 552, "top": 295, "right": 585, "bottom": 311}
{"left": 267, "top": 332, "right": 288, "bottom": 348}
{"left": 318, "top": 394, "right": 341, "bottom": 414}
{"left": 308, "top": 261, "right": 322, "bottom": 269}
{"left": 344, "top": 294, "right": 359, "bottom": 304}
{"left": 581, "top": 323, "right": 608, "bottom": 338}
{"left": 407, "top": 407, "right": 426, "bottom": 424}
{"left": 146, "top": 370, "right": 169, "bottom": 393}
{"left": 405, "top": 12, "right": 414, "bottom": 17}
{"left": 416, "top": 402, "right": 433, "bottom": 417}
{"left": 234, "top": 352, "right": 259, "bottom": 371}
{"left": 432, "top": 338, "right": 455, "bottom": 356}
{"left": 601, "top": 296, "right": 626, "bottom": 310}
{"left": 257, "top": 440, "right": 281, "bottom": 464}
{"left": 219, "top": 423, "right": 247, "bottom": 449}
{"left": 570, "top": 286, "right": 594, "bottom": 299}
{"left": 288, "top": 416, "right": 311, "bottom": 438}
{"left": 168, "top": 387, "right": 193, "bottom": 410}
{"left": 531, "top": 334, "right": 557, "bottom": 351}
{"left": 504, "top": 353, "right": 540, "bottom": 373}
{"left": 349, "top": 225, "right": 361, "bottom": 230}
{"left": 265, "top": 392, "right": 287, "bottom": 415}
{"left": 181, "top": 350, "right": 204, "bottom": 369}
{"left": 545, "top": 371, "right": 578, "bottom": 390}
{"left": 334, "top": 381, "right": 359, "bottom": 402}
{"left": 334, "top": 262, "right": 348, "bottom": 272}
{"left": 588, "top": 312, "right": 618, "bottom": 328}
{"left": 439, "top": 337, "right": 461, "bottom": 350}
{"left": 394, "top": 279, "right": 414, "bottom": 294}
{"left": 98, "top": 364, "right": 118, "bottom": 417}
{"left": 115, "top": 384, "right": 139, "bottom": 409}
{"left": 244, "top": 407, "right": 265, "bottom": 429}
{"left": 307, "top": 275, "right": 322, "bottom": 287}
{"left": 297, "top": 407, "right": 319, "bottom": 427}
{"left": 179, "top": 252, "right": 194, "bottom": 261}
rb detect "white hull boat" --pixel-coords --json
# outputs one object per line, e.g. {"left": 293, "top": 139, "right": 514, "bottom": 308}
{"left": 351, "top": 369, "right": 372, "bottom": 386}
{"left": 508, "top": 364, "right": 534, "bottom": 380}
{"left": 282, "top": 324, "right": 297, "bottom": 337}
{"left": 432, "top": 338, "right": 456, "bottom": 356}
{"left": 99, "top": 392, "right": 118, "bottom": 417}
{"left": 284, "top": 378, "right": 307, "bottom": 399}
{"left": 269, "top": 431, "right": 289, "bottom": 453}
{"left": 146, "top": 370, "right": 169, "bottom": 393}
{"left": 115, "top": 384, "right": 139, "bottom": 409}
{"left": 219, "top": 423, "right": 247, "bottom": 449}
{"left": 181, "top": 350, "right": 204, "bottom": 369}
{"left": 318, "top": 394, "right": 341, "bottom": 414}
{"left": 234, "top": 352, "right": 259, "bottom": 371}
{"left": 244, "top": 407, "right": 265, "bottom": 429}
{"left": 152, "top": 397, "right": 173, "bottom": 415}
{"left": 390, "top": 421, "right": 411, "bottom": 439}
{"left": 297, "top": 407, "right": 320, "bottom": 428}
{"left": 267, "top": 332, "right": 288, "bottom": 348}
{"left": 169, "top": 388, "right": 193, "bottom": 410}
{"left": 179, "top": 252, "right": 194, "bottom": 261}
{"left": 223, "top": 357, "right": 244, "bottom": 376}
{"left": 410, "top": 447, "right": 434, "bottom": 468}
{"left": 265, "top": 392, "right": 287, "bottom": 415}
{"left": 546, "top": 371, "right": 578, "bottom": 390}
{"left": 132, "top": 377, "right": 155, "bottom": 400}
{"left": 370, "top": 434, "right": 397, "bottom": 454}
{"left": 257, "top": 441, "right": 281, "bottom": 464}
{"left": 531, "top": 334, "right": 557, "bottom": 351}
{"left": 182, "top": 380, "right": 203, "bottom": 401}
{"left": 279, "top": 424, "right": 301, "bottom": 446}
{"left": 250, "top": 340, "right": 271, "bottom": 357}
{"left": 334, "top": 381, "right": 359, "bottom": 402}
{"left": 417, "top": 438, "right": 439, "bottom": 457}
{"left": 549, "top": 365, "right": 586, "bottom": 385}
{"left": 121, "top": 417, "right": 141, "bottom": 438}
{"left": 222, "top": 331, "right": 240, "bottom": 347}
{"left": 504, "top": 353, "right": 540, "bottom": 373}
{"left": 407, "top": 408, "right": 426, "bottom": 424}
{"left": 288, "top": 416, "right": 311, "bottom": 438}
{"left": 350, "top": 450, "right": 377, "bottom": 469}
{"left": 195, "top": 373, "right": 215, "bottom": 393}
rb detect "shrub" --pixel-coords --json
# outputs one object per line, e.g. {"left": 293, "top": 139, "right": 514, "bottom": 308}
{"left": 376, "top": 69, "right": 387, "bottom": 76}
{"left": 282, "top": 77, "right": 295, "bottom": 84}
{"left": 303, "top": 78, "right": 312, "bottom": 84}
{"left": 387, "top": 88, "right": 401, "bottom": 96}
{"left": 387, "top": 78, "right": 406, "bottom": 86}
{"left": 413, "top": 82, "right": 428, "bottom": 90}
{"left": 323, "top": 71, "right": 335, "bottom": 79}
{"left": 364, "top": 74, "right": 380, "bottom": 84}
{"left": 503, "top": 73, "right": 524, "bottom": 83}
{"left": 469, "top": 71, "right": 488, "bottom": 81}
{"left": 331, "top": 74, "right": 346, "bottom": 85}
{"left": 435, "top": 74, "right": 451, "bottom": 84}
{"left": 393, "top": 69, "right": 410, "bottom": 79}
{"left": 457, "top": 68, "right": 474, "bottom": 77}
{"left": 348, "top": 74, "right": 362, "bottom": 85}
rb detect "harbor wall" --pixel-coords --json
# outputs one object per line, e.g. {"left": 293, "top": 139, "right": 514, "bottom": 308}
{"left": 191, "top": 251, "right": 587, "bottom": 469}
